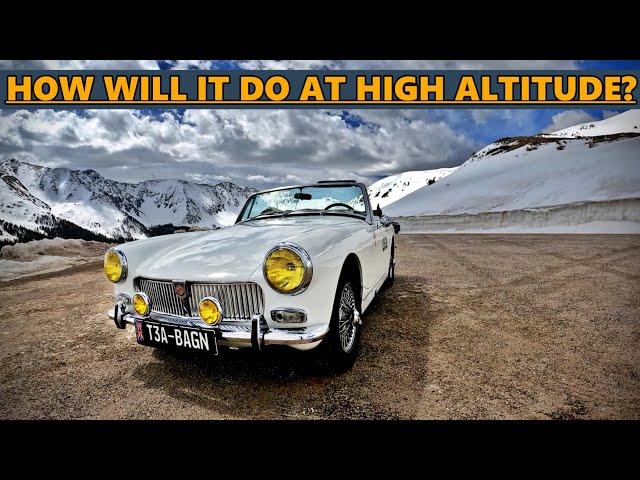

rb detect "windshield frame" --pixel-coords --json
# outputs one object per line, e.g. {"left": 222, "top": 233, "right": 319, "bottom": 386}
{"left": 235, "top": 182, "right": 373, "bottom": 225}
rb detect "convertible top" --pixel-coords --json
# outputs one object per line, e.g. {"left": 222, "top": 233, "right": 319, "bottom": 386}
{"left": 316, "top": 180, "right": 357, "bottom": 184}
{"left": 253, "top": 181, "right": 366, "bottom": 196}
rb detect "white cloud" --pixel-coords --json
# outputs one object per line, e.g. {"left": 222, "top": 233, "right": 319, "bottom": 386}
{"left": 0, "top": 107, "right": 479, "bottom": 188}
{"left": 469, "top": 109, "right": 537, "bottom": 127}
{"left": 184, "top": 172, "right": 231, "bottom": 183}
{"left": 236, "top": 60, "right": 580, "bottom": 70}
{"left": 542, "top": 110, "right": 598, "bottom": 133}
{"left": 165, "top": 60, "right": 218, "bottom": 70}
{"left": 0, "top": 60, "right": 158, "bottom": 70}
{"left": 0, "top": 59, "right": 580, "bottom": 71}
{"left": 0, "top": 58, "right": 582, "bottom": 189}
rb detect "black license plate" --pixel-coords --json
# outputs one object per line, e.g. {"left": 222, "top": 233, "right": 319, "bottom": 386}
{"left": 135, "top": 320, "right": 218, "bottom": 355}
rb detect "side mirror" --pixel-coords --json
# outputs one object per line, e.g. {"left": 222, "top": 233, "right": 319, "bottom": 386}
{"left": 392, "top": 221, "right": 401, "bottom": 234}
{"left": 380, "top": 215, "right": 393, "bottom": 227}
{"left": 373, "top": 203, "right": 383, "bottom": 217}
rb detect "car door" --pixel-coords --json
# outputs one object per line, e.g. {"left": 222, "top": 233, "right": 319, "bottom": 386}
{"left": 370, "top": 213, "right": 389, "bottom": 284}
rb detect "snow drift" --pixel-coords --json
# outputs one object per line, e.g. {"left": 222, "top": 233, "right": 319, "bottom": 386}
{"left": 0, "top": 237, "right": 108, "bottom": 262}
{"left": 399, "top": 198, "right": 640, "bottom": 234}
{"left": 544, "top": 110, "right": 640, "bottom": 138}
{"left": 0, "top": 238, "right": 110, "bottom": 281}
{"left": 386, "top": 110, "right": 640, "bottom": 233}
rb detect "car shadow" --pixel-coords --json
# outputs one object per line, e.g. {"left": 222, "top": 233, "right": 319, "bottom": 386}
{"left": 130, "top": 274, "right": 434, "bottom": 419}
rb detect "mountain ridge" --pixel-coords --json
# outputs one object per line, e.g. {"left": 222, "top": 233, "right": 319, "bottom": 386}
{"left": 367, "top": 167, "right": 458, "bottom": 210}
{"left": 0, "top": 158, "right": 256, "bottom": 244}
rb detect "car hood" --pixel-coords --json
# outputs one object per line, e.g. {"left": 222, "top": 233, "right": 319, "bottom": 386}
{"left": 126, "top": 215, "right": 367, "bottom": 282}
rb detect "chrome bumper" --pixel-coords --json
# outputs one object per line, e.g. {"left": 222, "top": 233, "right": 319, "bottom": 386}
{"left": 107, "top": 306, "right": 328, "bottom": 349}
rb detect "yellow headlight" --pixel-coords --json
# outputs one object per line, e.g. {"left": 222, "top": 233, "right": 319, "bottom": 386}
{"left": 199, "top": 297, "right": 222, "bottom": 325}
{"left": 263, "top": 244, "right": 312, "bottom": 294}
{"left": 133, "top": 292, "right": 150, "bottom": 317}
{"left": 104, "top": 248, "right": 127, "bottom": 283}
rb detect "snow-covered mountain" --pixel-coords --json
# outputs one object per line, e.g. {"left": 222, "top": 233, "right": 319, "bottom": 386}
{"left": 0, "top": 159, "right": 256, "bottom": 243}
{"left": 368, "top": 168, "right": 457, "bottom": 209}
{"left": 386, "top": 110, "right": 640, "bottom": 232}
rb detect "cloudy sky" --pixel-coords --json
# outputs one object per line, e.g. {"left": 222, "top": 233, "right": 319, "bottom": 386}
{"left": 0, "top": 59, "right": 638, "bottom": 188}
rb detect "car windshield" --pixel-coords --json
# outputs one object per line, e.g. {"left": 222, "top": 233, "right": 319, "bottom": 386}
{"left": 238, "top": 185, "right": 367, "bottom": 222}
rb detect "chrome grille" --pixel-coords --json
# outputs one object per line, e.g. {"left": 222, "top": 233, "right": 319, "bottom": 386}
{"left": 188, "top": 283, "right": 264, "bottom": 321}
{"left": 135, "top": 278, "right": 264, "bottom": 321}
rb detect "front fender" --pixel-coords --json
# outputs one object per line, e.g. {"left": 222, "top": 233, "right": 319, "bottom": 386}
{"left": 249, "top": 227, "right": 372, "bottom": 330}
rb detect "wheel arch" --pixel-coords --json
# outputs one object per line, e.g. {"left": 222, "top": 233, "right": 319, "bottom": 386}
{"left": 340, "top": 253, "right": 363, "bottom": 305}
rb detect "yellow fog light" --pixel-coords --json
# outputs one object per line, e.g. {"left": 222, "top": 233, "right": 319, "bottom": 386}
{"left": 263, "top": 243, "right": 313, "bottom": 295}
{"left": 104, "top": 248, "right": 127, "bottom": 283}
{"left": 133, "top": 292, "right": 151, "bottom": 317}
{"left": 199, "top": 297, "right": 222, "bottom": 325}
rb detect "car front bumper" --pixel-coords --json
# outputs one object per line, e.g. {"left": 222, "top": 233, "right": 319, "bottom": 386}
{"left": 107, "top": 304, "right": 328, "bottom": 351}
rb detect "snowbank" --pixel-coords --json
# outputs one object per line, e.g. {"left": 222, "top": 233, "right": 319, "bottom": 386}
{"left": 386, "top": 110, "right": 640, "bottom": 225}
{"left": 0, "top": 256, "right": 88, "bottom": 282}
{"left": 547, "top": 110, "right": 640, "bottom": 138}
{"left": 386, "top": 136, "right": 640, "bottom": 218}
{"left": 0, "top": 238, "right": 109, "bottom": 261}
{"left": 0, "top": 238, "right": 110, "bottom": 281}
{"left": 397, "top": 198, "right": 640, "bottom": 234}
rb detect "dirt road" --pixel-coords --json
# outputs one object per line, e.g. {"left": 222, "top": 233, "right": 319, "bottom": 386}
{"left": 1, "top": 235, "right": 638, "bottom": 419}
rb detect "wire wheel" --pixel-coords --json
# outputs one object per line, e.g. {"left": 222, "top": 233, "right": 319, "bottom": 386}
{"left": 338, "top": 282, "right": 357, "bottom": 353}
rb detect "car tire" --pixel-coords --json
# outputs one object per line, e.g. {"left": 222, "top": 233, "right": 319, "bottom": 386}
{"left": 319, "top": 270, "right": 362, "bottom": 371}
{"left": 383, "top": 239, "right": 395, "bottom": 289}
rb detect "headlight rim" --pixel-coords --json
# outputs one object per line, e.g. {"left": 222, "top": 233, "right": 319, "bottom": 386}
{"left": 104, "top": 247, "right": 128, "bottom": 284}
{"left": 198, "top": 296, "right": 223, "bottom": 325}
{"left": 263, "top": 242, "right": 313, "bottom": 295}
{"left": 132, "top": 292, "right": 151, "bottom": 317}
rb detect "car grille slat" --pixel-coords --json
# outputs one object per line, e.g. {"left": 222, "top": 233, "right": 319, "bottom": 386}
{"left": 135, "top": 278, "right": 264, "bottom": 321}
{"left": 228, "top": 284, "right": 236, "bottom": 318}
{"left": 232, "top": 284, "right": 241, "bottom": 318}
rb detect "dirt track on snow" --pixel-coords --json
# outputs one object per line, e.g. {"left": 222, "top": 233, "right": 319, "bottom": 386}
{"left": 0, "top": 234, "right": 638, "bottom": 419}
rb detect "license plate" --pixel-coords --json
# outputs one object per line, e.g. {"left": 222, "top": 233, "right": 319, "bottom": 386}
{"left": 135, "top": 320, "right": 218, "bottom": 355}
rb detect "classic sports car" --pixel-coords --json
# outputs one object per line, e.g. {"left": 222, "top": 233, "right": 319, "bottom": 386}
{"left": 106, "top": 180, "right": 399, "bottom": 367}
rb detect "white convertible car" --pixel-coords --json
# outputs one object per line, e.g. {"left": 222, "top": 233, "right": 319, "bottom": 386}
{"left": 106, "top": 180, "right": 399, "bottom": 367}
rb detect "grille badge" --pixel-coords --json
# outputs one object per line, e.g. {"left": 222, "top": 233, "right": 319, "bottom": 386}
{"left": 172, "top": 280, "right": 188, "bottom": 298}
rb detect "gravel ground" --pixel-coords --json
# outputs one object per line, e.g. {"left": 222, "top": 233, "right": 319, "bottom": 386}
{"left": 0, "top": 234, "right": 638, "bottom": 419}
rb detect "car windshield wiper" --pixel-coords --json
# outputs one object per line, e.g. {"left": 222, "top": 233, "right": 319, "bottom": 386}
{"left": 274, "top": 209, "right": 366, "bottom": 218}
{"left": 249, "top": 208, "right": 323, "bottom": 220}
{"left": 280, "top": 209, "right": 367, "bottom": 220}
{"left": 247, "top": 210, "right": 293, "bottom": 221}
